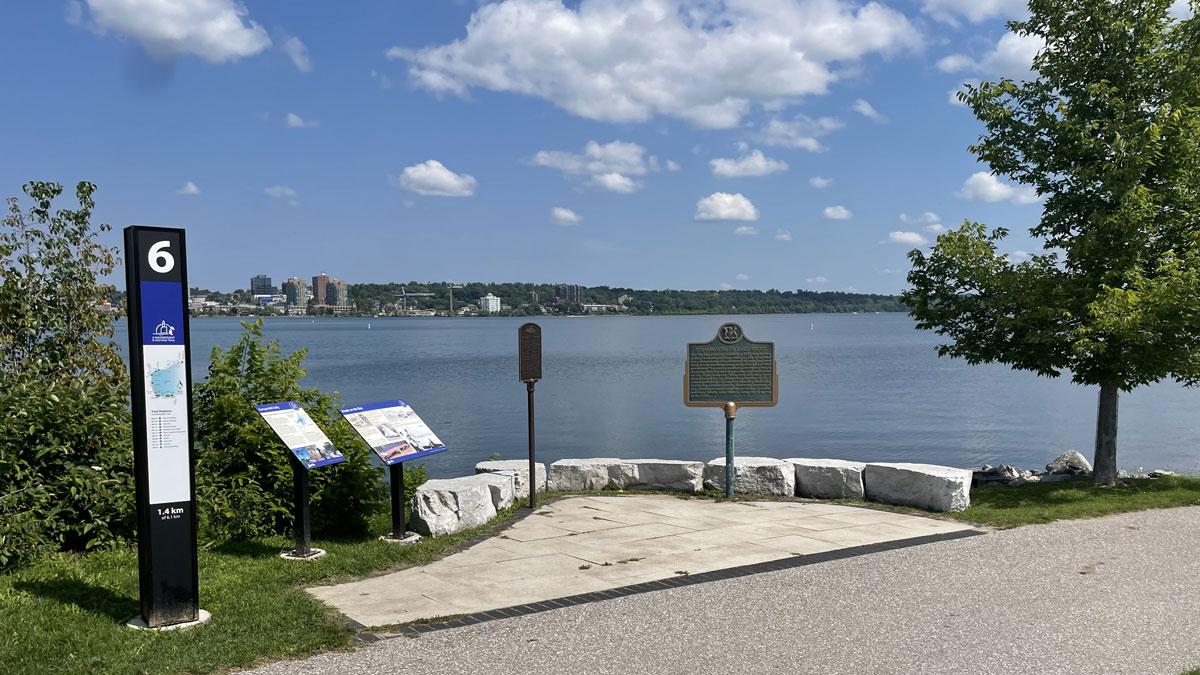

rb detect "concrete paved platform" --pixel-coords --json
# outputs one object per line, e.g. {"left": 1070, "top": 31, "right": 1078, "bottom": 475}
{"left": 309, "top": 494, "right": 978, "bottom": 627}
{"left": 254, "top": 507, "right": 1200, "bottom": 675}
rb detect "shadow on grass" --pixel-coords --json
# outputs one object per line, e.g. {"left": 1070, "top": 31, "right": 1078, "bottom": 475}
{"left": 209, "top": 538, "right": 288, "bottom": 558}
{"left": 13, "top": 577, "right": 138, "bottom": 623}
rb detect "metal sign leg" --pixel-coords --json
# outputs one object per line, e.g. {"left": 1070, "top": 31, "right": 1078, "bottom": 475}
{"left": 527, "top": 381, "right": 537, "bottom": 509}
{"left": 724, "top": 402, "right": 736, "bottom": 498}
{"left": 291, "top": 456, "right": 311, "bottom": 557}
{"left": 390, "top": 462, "right": 406, "bottom": 538}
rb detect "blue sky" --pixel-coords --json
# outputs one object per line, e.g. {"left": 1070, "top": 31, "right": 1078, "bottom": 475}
{"left": 0, "top": 1, "right": 1191, "bottom": 294}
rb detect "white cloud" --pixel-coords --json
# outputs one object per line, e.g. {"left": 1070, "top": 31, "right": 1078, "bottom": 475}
{"left": 734, "top": 225, "right": 759, "bottom": 236}
{"left": 264, "top": 185, "right": 296, "bottom": 199}
{"left": 735, "top": 273, "right": 750, "bottom": 280}
{"left": 851, "top": 98, "right": 886, "bottom": 123}
{"left": 391, "top": 160, "right": 477, "bottom": 197}
{"left": 822, "top": 205, "right": 853, "bottom": 220}
{"left": 550, "top": 206, "right": 582, "bottom": 225}
{"left": 79, "top": 0, "right": 272, "bottom": 62}
{"left": 696, "top": 192, "right": 759, "bottom": 221}
{"left": 1008, "top": 249, "right": 1033, "bottom": 262}
{"left": 899, "top": 211, "right": 940, "bottom": 224}
{"left": 285, "top": 112, "right": 318, "bottom": 128}
{"left": 65, "top": 1, "right": 84, "bottom": 25}
{"left": 370, "top": 69, "right": 394, "bottom": 89}
{"left": 939, "top": 32, "right": 1043, "bottom": 82}
{"left": 888, "top": 231, "right": 928, "bottom": 246}
{"left": 710, "top": 149, "right": 788, "bottom": 178}
{"left": 281, "top": 35, "right": 311, "bottom": 73}
{"left": 666, "top": 159, "right": 682, "bottom": 172}
{"left": 926, "top": 223, "right": 947, "bottom": 233}
{"left": 175, "top": 181, "right": 200, "bottom": 196}
{"left": 758, "top": 115, "right": 844, "bottom": 151}
{"left": 806, "top": 275, "right": 829, "bottom": 284}
{"left": 590, "top": 172, "right": 640, "bottom": 193}
{"left": 922, "top": 0, "right": 1027, "bottom": 25}
{"left": 774, "top": 228, "right": 793, "bottom": 241}
{"left": 264, "top": 185, "right": 299, "bottom": 206}
{"left": 390, "top": 0, "right": 923, "bottom": 129}
{"left": 809, "top": 176, "right": 833, "bottom": 189}
{"left": 533, "top": 140, "right": 655, "bottom": 193}
{"left": 1170, "top": 1, "right": 1194, "bottom": 19}
{"left": 720, "top": 283, "right": 735, "bottom": 290}
{"left": 958, "top": 171, "right": 1038, "bottom": 204}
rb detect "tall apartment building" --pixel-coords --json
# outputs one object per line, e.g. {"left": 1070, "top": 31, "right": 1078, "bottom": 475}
{"left": 311, "top": 273, "right": 329, "bottom": 305}
{"left": 327, "top": 278, "right": 350, "bottom": 307}
{"left": 250, "top": 274, "right": 274, "bottom": 297}
{"left": 554, "top": 283, "right": 585, "bottom": 304}
{"left": 282, "top": 277, "right": 310, "bottom": 306}
{"left": 479, "top": 293, "right": 501, "bottom": 313}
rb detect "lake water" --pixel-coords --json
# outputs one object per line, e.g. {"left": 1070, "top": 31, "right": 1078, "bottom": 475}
{"left": 144, "top": 314, "right": 1200, "bottom": 478}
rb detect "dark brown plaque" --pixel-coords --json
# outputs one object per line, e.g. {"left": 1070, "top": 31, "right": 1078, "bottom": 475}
{"left": 519, "top": 322, "right": 542, "bottom": 383}
{"left": 684, "top": 322, "right": 777, "bottom": 408}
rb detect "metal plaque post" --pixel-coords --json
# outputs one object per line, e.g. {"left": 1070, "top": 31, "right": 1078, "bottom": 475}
{"left": 519, "top": 323, "right": 543, "bottom": 508}
{"left": 724, "top": 402, "right": 737, "bottom": 498}
{"left": 123, "top": 226, "right": 203, "bottom": 629}
{"left": 389, "top": 461, "right": 406, "bottom": 538}
{"left": 684, "top": 323, "right": 778, "bottom": 498}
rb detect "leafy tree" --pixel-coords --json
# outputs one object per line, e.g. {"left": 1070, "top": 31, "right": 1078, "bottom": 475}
{"left": 0, "top": 181, "right": 134, "bottom": 569}
{"left": 904, "top": 0, "right": 1200, "bottom": 484}
{"left": 192, "top": 319, "right": 388, "bottom": 541}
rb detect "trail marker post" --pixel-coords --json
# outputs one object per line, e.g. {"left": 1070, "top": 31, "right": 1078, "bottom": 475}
{"left": 123, "top": 226, "right": 204, "bottom": 629}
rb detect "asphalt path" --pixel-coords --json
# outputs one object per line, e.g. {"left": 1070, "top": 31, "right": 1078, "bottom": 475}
{"left": 249, "top": 507, "right": 1200, "bottom": 674}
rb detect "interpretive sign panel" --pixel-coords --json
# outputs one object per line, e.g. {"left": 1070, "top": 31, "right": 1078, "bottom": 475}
{"left": 684, "top": 322, "right": 778, "bottom": 407}
{"left": 339, "top": 400, "right": 448, "bottom": 464}
{"left": 255, "top": 402, "right": 346, "bottom": 469}
{"left": 519, "top": 322, "right": 542, "bottom": 383}
{"left": 124, "top": 225, "right": 199, "bottom": 627}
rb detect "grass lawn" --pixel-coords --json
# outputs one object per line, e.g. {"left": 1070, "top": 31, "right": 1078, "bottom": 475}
{"left": 943, "top": 475, "right": 1200, "bottom": 528}
{"left": 0, "top": 509, "right": 519, "bottom": 675}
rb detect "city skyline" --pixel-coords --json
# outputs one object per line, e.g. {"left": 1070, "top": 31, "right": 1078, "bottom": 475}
{"left": 2, "top": 2, "right": 1193, "bottom": 295}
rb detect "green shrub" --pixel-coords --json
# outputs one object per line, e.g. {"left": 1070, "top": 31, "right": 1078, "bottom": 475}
{"left": 0, "top": 182, "right": 134, "bottom": 570}
{"left": 193, "top": 319, "right": 387, "bottom": 542}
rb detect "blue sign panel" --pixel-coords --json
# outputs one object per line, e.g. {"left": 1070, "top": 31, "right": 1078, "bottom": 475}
{"left": 255, "top": 402, "right": 346, "bottom": 470}
{"left": 339, "top": 399, "right": 448, "bottom": 465}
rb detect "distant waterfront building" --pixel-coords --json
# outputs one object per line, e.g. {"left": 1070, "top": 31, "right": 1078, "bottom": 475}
{"left": 326, "top": 278, "right": 351, "bottom": 308}
{"left": 311, "top": 273, "right": 329, "bottom": 305}
{"left": 250, "top": 274, "right": 274, "bottom": 297}
{"left": 480, "top": 293, "right": 501, "bottom": 313}
{"left": 283, "top": 277, "right": 310, "bottom": 308}
{"left": 528, "top": 290, "right": 539, "bottom": 305}
{"left": 555, "top": 284, "right": 585, "bottom": 304}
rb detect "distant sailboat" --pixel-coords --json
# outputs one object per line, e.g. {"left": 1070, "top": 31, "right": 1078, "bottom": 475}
{"left": 367, "top": 322, "right": 372, "bottom": 330}
{"left": 811, "top": 322, "right": 814, "bottom": 330}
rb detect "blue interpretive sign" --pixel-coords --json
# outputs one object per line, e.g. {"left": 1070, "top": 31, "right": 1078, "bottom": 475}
{"left": 338, "top": 400, "right": 448, "bottom": 465}
{"left": 254, "top": 402, "right": 346, "bottom": 470}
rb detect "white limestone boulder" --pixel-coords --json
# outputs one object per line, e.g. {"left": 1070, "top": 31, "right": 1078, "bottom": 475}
{"left": 703, "top": 456, "right": 795, "bottom": 496}
{"left": 475, "top": 460, "right": 547, "bottom": 496}
{"left": 863, "top": 462, "right": 972, "bottom": 512}
{"left": 625, "top": 459, "right": 705, "bottom": 493}
{"left": 474, "top": 471, "right": 516, "bottom": 511}
{"left": 410, "top": 475, "right": 498, "bottom": 537}
{"left": 787, "top": 458, "right": 866, "bottom": 499}
{"left": 549, "top": 458, "right": 626, "bottom": 491}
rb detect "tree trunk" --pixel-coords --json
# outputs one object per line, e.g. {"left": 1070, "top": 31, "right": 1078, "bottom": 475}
{"left": 1093, "top": 383, "right": 1120, "bottom": 485}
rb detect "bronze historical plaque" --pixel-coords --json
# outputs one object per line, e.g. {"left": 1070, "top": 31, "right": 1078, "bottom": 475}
{"left": 685, "top": 322, "right": 777, "bottom": 407}
{"left": 518, "top": 322, "right": 542, "bottom": 383}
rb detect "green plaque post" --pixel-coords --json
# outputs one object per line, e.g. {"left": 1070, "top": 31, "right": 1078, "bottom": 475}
{"left": 684, "top": 323, "right": 778, "bottom": 497}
